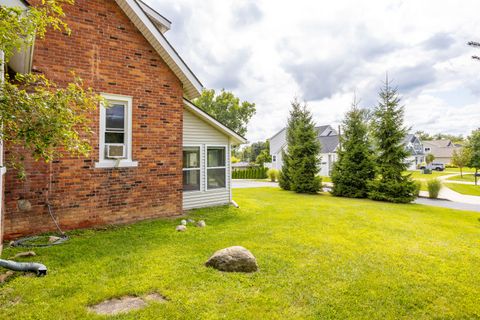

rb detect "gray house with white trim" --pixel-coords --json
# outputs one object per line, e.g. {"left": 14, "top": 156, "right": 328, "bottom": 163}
{"left": 269, "top": 125, "right": 340, "bottom": 176}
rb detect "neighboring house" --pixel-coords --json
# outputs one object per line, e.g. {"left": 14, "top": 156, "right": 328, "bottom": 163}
{"left": 423, "top": 140, "right": 460, "bottom": 164}
{"left": 269, "top": 125, "right": 339, "bottom": 176}
{"left": 403, "top": 134, "right": 425, "bottom": 170}
{"left": 2, "top": 0, "right": 246, "bottom": 239}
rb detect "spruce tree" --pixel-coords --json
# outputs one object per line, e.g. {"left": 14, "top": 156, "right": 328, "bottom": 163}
{"left": 331, "top": 99, "right": 375, "bottom": 198}
{"left": 368, "top": 78, "right": 416, "bottom": 203}
{"left": 278, "top": 99, "right": 303, "bottom": 190}
{"left": 279, "top": 99, "right": 322, "bottom": 193}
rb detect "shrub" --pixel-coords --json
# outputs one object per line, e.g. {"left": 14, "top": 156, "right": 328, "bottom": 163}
{"left": 267, "top": 169, "right": 279, "bottom": 182}
{"left": 427, "top": 179, "right": 442, "bottom": 199}
{"left": 232, "top": 167, "right": 268, "bottom": 180}
{"left": 413, "top": 181, "right": 422, "bottom": 197}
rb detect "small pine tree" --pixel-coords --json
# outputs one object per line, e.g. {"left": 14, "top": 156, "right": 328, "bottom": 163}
{"left": 331, "top": 98, "right": 375, "bottom": 198}
{"left": 279, "top": 99, "right": 322, "bottom": 193}
{"left": 279, "top": 100, "right": 304, "bottom": 190}
{"left": 368, "top": 78, "right": 416, "bottom": 203}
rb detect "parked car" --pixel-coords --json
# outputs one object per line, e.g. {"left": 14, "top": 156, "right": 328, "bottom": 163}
{"left": 419, "top": 162, "right": 445, "bottom": 171}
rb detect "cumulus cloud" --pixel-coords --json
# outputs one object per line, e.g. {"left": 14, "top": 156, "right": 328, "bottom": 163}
{"left": 146, "top": 0, "right": 480, "bottom": 142}
{"left": 233, "top": 2, "right": 263, "bottom": 27}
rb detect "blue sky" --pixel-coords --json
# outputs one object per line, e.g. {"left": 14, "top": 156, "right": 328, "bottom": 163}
{"left": 149, "top": 0, "right": 480, "bottom": 142}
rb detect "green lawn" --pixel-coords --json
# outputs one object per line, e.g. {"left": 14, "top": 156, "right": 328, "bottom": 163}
{"left": 445, "top": 167, "right": 476, "bottom": 173}
{"left": 1, "top": 188, "right": 480, "bottom": 319}
{"left": 319, "top": 176, "right": 332, "bottom": 183}
{"left": 444, "top": 183, "right": 480, "bottom": 196}
{"left": 406, "top": 170, "right": 451, "bottom": 180}
{"left": 446, "top": 174, "right": 477, "bottom": 183}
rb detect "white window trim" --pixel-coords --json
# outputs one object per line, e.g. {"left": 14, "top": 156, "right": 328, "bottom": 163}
{"left": 183, "top": 145, "right": 203, "bottom": 193}
{"left": 205, "top": 145, "right": 228, "bottom": 191}
{"left": 95, "top": 93, "right": 138, "bottom": 169}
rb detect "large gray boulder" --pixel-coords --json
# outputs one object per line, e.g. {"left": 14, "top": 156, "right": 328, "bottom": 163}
{"left": 205, "top": 246, "right": 258, "bottom": 273}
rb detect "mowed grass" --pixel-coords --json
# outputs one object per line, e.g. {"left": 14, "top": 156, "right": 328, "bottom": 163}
{"left": 1, "top": 188, "right": 480, "bottom": 319}
{"left": 406, "top": 170, "right": 451, "bottom": 180}
{"left": 446, "top": 174, "right": 477, "bottom": 183}
{"left": 444, "top": 183, "right": 480, "bottom": 196}
{"left": 445, "top": 167, "right": 476, "bottom": 173}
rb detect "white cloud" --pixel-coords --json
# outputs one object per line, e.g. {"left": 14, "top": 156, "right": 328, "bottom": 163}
{"left": 148, "top": 0, "right": 480, "bottom": 142}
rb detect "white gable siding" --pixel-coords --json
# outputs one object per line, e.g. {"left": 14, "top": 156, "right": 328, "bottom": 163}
{"left": 183, "top": 109, "right": 231, "bottom": 210}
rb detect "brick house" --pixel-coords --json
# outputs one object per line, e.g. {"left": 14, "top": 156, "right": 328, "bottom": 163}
{"left": 0, "top": 0, "right": 246, "bottom": 241}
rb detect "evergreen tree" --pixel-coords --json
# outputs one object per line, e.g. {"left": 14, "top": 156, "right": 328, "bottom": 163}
{"left": 278, "top": 100, "right": 302, "bottom": 190}
{"left": 468, "top": 129, "right": 480, "bottom": 185}
{"left": 331, "top": 99, "right": 375, "bottom": 198}
{"left": 368, "top": 78, "right": 416, "bottom": 203}
{"left": 279, "top": 99, "right": 322, "bottom": 193}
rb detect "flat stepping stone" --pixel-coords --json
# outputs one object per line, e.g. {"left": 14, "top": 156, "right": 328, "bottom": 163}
{"left": 89, "top": 293, "right": 167, "bottom": 315}
{"left": 89, "top": 296, "right": 146, "bottom": 315}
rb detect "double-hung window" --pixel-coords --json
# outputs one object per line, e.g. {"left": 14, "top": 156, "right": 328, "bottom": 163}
{"left": 183, "top": 147, "right": 201, "bottom": 191}
{"left": 207, "top": 147, "right": 226, "bottom": 189}
{"left": 96, "top": 94, "right": 136, "bottom": 168}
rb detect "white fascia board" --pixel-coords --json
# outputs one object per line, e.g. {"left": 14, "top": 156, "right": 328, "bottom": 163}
{"left": 116, "top": 0, "right": 203, "bottom": 99}
{"left": 136, "top": 0, "right": 171, "bottom": 33}
{"left": 184, "top": 99, "right": 247, "bottom": 145}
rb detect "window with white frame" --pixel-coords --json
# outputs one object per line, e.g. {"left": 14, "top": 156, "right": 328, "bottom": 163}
{"left": 96, "top": 94, "right": 136, "bottom": 168}
{"left": 272, "top": 155, "right": 276, "bottom": 162}
{"left": 207, "top": 146, "right": 226, "bottom": 189}
{"left": 183, "top": 147, "right": 201, "bottom": 191}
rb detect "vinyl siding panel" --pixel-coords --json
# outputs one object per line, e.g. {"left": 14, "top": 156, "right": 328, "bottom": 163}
{"left": 183, "top": 109, "right": 231, "bottom": 210}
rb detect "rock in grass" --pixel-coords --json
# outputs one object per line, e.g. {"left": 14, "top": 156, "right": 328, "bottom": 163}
{"left": 205, "top": 246, "right": 258, "bottom": 273}
{"left": 196, "top": 220, "right": 206, "bottom": 228}
{"left": 187, "top": 219, "right": 195, "bottom": 224}
{"left": 14, "top": 251, "right": 36, "bottom": 259}
{"left": 180, "top": 219, "right": 187, "bottom": 226}
{"left": 48, "top": 236, "right": 61, "bottom": 243}
{"left": 175, "top": 225, "right": 187, "bottom": 232}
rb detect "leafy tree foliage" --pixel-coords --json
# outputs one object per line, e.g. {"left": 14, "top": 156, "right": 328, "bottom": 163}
{"left": 451, "top": 147, "right": 472, "bottom": 178}
{"left": 425, "top": 153, "right": 435, "bottom": 165}
{"left": 0, "top": 1, "right": 101, "bottom": 178}
{"left": 194, "top": 89, "right": 256, "bottom": 137}
{"left": 279, "top": 99, "right": 321, "bottom": 193}
{"left": 0, "top": 1, "right": 73, "bottom": 60}
{"left": 368, "top": 79, "right": 416, "bottom": 203}
{"left": 331, "top": 100, "right": 375, "bottom": 198}
{"left": 414, "top": 130, "right": 464, "bottom": 143}
{"left": 467, "top": 129, "right": 480, "bottom": 185}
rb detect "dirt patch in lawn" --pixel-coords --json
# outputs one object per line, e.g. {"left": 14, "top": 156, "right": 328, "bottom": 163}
{"left": 89, "top": 293, "right": 167, "bottom": 315}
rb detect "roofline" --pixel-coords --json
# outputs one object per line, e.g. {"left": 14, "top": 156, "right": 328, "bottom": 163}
{"left": 269, "top": 124, "right": 334, "bottom": 142}
{"left": 136, "top": 0, "right": 171, "bottom": 32}
{"left": 183, "top": 99, "right": 247, "bottom": 145}
{"left": 268, "top": 127, "right": 286, "bottom": 141}
{"left": 136, "top": 0, "right": 171, "bottom": 24}
{"left": 118, "top": 0, "right": 203, "bottom": 99}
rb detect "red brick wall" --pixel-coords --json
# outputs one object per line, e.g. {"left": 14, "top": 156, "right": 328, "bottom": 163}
{"left": 3, "top": 0, "right": 184, "bottom": 239}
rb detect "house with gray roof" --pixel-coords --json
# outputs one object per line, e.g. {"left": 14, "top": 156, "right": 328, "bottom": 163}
{"left": 269, "top": 125, "right": 339, "bottom": 176}
{"left": 423, "top": 140, "right": 460, "bottom": 165}
{"left": 403, "top": 133, "right": 425, "bottom": 170}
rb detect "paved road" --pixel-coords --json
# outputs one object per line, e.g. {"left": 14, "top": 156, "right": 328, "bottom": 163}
{"left": 232, "top": 180, "right": 278, "bottom": 188}
{"left": 414, "top": 197, "right": 480, "bottom": 212}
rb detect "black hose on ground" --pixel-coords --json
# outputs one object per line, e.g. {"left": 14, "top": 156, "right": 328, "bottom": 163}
{"left": 0, "top": 259, "right": 47, "bottom": 276}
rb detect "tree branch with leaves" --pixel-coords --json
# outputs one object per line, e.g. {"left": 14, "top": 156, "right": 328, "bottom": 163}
{"left": 1, "top": 1, "right": 102, "bottom": 178}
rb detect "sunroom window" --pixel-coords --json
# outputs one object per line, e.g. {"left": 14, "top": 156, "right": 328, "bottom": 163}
{"left": 207, "top": 147, "right": 226, "bottom": 189}
{"left": 183, "top": 147, "right": 201, "bottom": 191}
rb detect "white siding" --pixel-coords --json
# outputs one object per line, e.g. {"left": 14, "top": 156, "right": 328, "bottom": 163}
{"left": 183, "top": 109, "right": 231, "bottom": 210}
